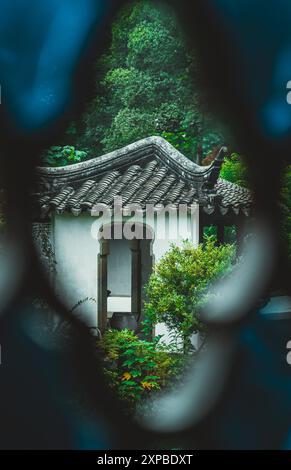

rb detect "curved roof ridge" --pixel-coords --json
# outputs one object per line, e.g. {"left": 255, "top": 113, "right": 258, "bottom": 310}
{"left": 36, "top": 136, "right": 226, "bottom": 186}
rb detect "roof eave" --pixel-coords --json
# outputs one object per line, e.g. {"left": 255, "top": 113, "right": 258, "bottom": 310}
{"left": 36, "top": 136, "right": 226, "bottom": 190}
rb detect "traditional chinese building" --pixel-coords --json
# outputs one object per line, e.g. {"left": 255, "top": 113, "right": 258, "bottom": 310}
{"left": 33, "top": 137, "right": 252, "bottom": 333}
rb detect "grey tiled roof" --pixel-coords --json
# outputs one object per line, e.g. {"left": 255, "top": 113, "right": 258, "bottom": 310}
{"left": 34, "top": 137, "right": 252, "bottom": 218}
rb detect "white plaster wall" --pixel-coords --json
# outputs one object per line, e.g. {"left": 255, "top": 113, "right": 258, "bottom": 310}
{"left": 48, "top": 205, "right": 199, "bottom": 332}
{"left": 107, "top": 297, "right": 131, "bottom": 315}
{"left": 53, "top": 213, "right": 101, "bottom": 327}
{"left": 145, "top": 205, "right": 199, "bottom": 259}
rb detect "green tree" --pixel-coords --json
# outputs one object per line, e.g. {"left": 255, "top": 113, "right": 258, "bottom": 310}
{"left": 78, "top": 0, "right": 222, "bottom": 162}
{"left": 143, "top": 239, "right": 235, "bottom": 353}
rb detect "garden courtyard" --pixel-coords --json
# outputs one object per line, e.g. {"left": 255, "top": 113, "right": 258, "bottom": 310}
{"left": 30, "top": 0, "right": 290, "bottom": 416}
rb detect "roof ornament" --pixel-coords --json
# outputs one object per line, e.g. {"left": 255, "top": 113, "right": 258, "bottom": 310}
{"left": 204, "top": 146, "right": 228, "bottom": 190}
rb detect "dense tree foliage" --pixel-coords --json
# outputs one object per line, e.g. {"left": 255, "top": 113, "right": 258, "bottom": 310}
{"left": 73, "top": 0, "right": 223, "bottom": 162}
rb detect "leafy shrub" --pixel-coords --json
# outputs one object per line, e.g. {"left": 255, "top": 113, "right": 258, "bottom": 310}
{"left": 143, "top": 239, "right": 235, "bottom": 352}
{"left": 42, "top": 145, "right": 88, "bottom": 167}
{"left": 220, "top": 152, "right": 249, "bottom": 187}
{"left": 98, "top": 329, "right": 183, "bottom": 406}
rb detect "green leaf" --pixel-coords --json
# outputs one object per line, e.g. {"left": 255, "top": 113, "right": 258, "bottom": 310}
{"left": 123, "top": 349, "right": 135, "bottom": 355}
{"left": 120, "top": 380, "right": 137, "bottom": 387}
{"left": 122, "top": 359, "right": 135, "bottom": 367}
{"left": 130, "top": 370, "right": 142, "bottom": 378}
{"left": 144, "top": 375, "right": 159, "bottom": 381}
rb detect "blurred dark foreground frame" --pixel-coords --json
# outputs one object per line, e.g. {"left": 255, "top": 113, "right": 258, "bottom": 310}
{"left": 0, "top": 0, "right": 290, "bottom": 451}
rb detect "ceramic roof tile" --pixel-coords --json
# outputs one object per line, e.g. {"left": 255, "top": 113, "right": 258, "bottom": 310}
{"left": 34, "top": 137, "right": 252, "bottom": 218}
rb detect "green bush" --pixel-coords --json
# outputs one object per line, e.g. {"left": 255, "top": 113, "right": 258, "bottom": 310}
{"left": 220, "top": 152, "right": 249, "bottom": 187}
{"left": 98, "top": 329, "right": 183, "bottom": 407}
{"left": 143, "top": 239, "right": 235, "bottom": 352}
{"left": 42, "top": 145, "right": 88, "bottom": 167}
